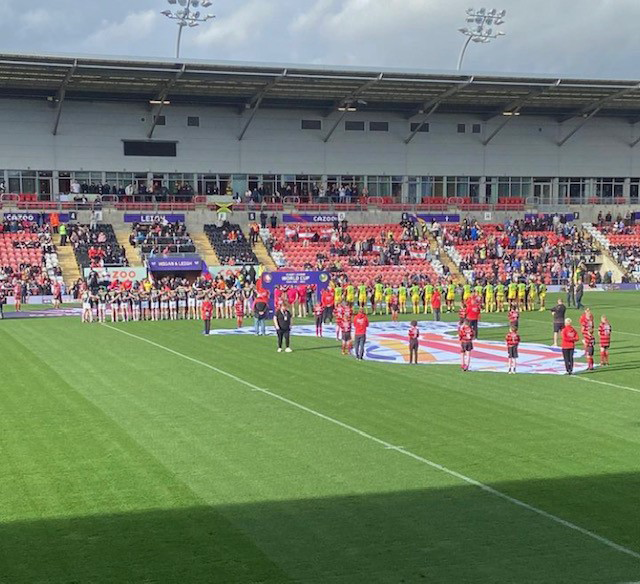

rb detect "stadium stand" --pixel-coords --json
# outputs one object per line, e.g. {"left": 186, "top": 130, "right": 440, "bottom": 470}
{"left": 593, "top": 221, "right": 640, "bottom": 282}
{"left": 262, "top": 222, "right": 445, "bottom": 285}
{"left": 130, "top": 220, "right": 196, "bottom": 260}
{"left": 0, "top": 218, "right": 63, "bottom": 295}
{"left": 204, "top": 223, "right": 259, "bottom": 266}
{"left": 68, "top": 224, "right": 128, "bottom": 269}
{"left": 442, "top": 217, "right": 598, "bottom": 284}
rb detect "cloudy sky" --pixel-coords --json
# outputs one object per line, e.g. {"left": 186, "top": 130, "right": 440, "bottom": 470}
{"left": 0, "top": 0, "right": 637, "bottom": 78}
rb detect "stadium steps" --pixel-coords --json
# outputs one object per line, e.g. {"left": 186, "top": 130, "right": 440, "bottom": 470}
{"left": 114, "top": 230, "right": 143, "bottom": 267}
{"left": 581, "top": 224, "right": 626, "bottom": 282}
{"left": 56, "top": 239, "right": 82, "bottom": 285}
{"left": 192, "top": 234, "right": 221, "bottom": 268}
{"left": 253, "top": 238, "right": 278, "bottom": 271}
{"left": 425, "top": 230, "right": 466, "bottom": 284}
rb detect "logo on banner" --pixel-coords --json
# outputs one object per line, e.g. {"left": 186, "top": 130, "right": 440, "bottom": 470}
{"left": 208, "top": 320, "right": 586, "bottom": 375}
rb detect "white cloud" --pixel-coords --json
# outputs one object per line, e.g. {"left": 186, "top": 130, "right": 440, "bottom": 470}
{"left": 192, "top": 0, "right": 274, "bottom": 48}
{"left": 84, "top": 10, "right": 160, "bottom": 50}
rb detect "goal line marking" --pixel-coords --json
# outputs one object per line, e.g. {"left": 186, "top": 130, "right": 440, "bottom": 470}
{"left": 103, "top": 324, "right": 640, "bottom": 562}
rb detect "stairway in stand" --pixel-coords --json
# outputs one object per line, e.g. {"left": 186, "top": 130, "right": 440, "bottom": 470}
{"left": 424, "top": 230, "right": 465, "bottom": 284}
{"left": 192, "top": 234, "right": 221, "bottom": 268}
{"left": 56, "top": 237, "right": 82, "bottom": 286}
{"left": 115, "top": 230, "right": 143, "bottom": 267}
{"left": 253, "top": 238, "right": 278, "bottom": 271}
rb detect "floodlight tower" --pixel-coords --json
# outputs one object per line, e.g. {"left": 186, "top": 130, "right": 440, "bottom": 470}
{"left": 161, "top": 0, "right": 215, "bottom": 59}
{"left": 457, "top": 7, "right": 506, "bottom": 70}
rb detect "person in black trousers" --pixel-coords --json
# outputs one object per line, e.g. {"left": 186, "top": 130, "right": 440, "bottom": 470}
{"left": 274, "top": 303, "right": 293, "bottom": 352}
{"left": 575, "top": 281, "right": 584, "bottom": 309}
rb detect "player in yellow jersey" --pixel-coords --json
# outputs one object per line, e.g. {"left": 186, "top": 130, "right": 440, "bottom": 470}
{"left": 527, "top": 280, "right": 538, "bottom": 312}
{"left": 398, "top": 284, "right": 408, "bottom": 314}
{"left": 373, "top": 281, "right": 384, "bottom": 315}
{"left": 538, "top": 282, "right": 547, "bottom": 311}
{"left": 484, "top": 282, "right": 495, "bottom": 313}
{"left": 410, "top": 283, "right": 421, "bottom": 314}
{"left": 423, "top": 282, "right": 433, "bottom": 314}
{"left": 495, "top": 282, "right": 506, "bottom": 312}
{"left": 517, "top": 281, "right": 526, "bottom": 310}
{"left": 446, "top": 282, "right": 456, "bottom": 312}
{"left": 345, "top": 283, "right": 355, "bottom": 306}
{"left": 358, "top": 283, "right": 368, "bottom": 312}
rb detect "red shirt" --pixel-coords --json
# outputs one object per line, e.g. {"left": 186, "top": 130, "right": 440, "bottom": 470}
{"left": 583, "top": 330, "right": 595, "bottom": 347}
{"left": 343, "top": 306, "right": 353, "bottom": 323}
{"left": 458, "top": 307, "right": 467, "bottom": 321}
{"left": 467, "top": 302, "right": 481, "bottom": 321}
{"left": 235, "top": 300, "right": 244, "bottom": 317}
{"left": 408, "top": 325, "right": 420, "bottom": 340}
{"left": 506, "top": 331, "right": 520, "bottom": 347}
{"left": 201, "top": 300, "right": 213, "bottom": 320}
{"left": 508, "top": 309, "right": 519, "bottom": 324}
{"left": 598, "top": 322, "right": 612, "bottom": 344}
{"left": 334, "top": 304, "right": 344, "bottom": 323}
{"left": 459, "top": 324, "right": 474, "bottom": 343}
{"left": 322, "top": 289, "right": 335, "bottom": 307}
{"left": 561, "top": 326, "right": 579, "bottom": 349}
{"left": 579, "top": 312, "right": 594, "bottom": 333}
{"left": 340, "top": 319, "right": 352, "bottom": 333}
{"left": 431, "top": 291, "right": 441, "bottom": 309}
{"left": 313, "top": 304, "right": 324, "bottom": 318}
{"left": 353, "top": 313, "right": 369, "bottom": 335}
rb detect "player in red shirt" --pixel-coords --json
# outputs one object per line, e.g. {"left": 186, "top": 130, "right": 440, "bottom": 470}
{"left": 313, "top": 302, "right": 324, "bottom": 337}
{"left": 579, "top": 307, "right": 594, "bottom": 346}
{"left": 408, "top": 320, "right": 420, "bottom": 364}
{"left": 353, "top": 308, "right": 369, "bottom": 360}
{"left": 52, "top": 281, "right": 62, "bottom": 309}
{"left": 321, "top": 287, "right": 335, "bottom": 324}
{"left": 13, "top": 282, "right": 22, "bottom": 312}
{"left": 390, "top": 294, "right": 399, "bottom": 322}
{"left": 508, "top": 307, "right": 519, "bottom": 330}
{"left": 201, "top": 295, "right": 213, "bottom": 335}
{"left": 598, "top": 315, "right": 612, "bottom": 366}
{"left": 234, "top": 294, "right": 245, "bottom": 328}
{"left": 334, "top": 302, "right": 344, "bottom": 340}
{"left": 505, "top": 325, "right": 520, "bottom": 374}
{"left": 458, "top": 318, "right": 474, "bottom": 371}
{"left": 340, "top": 315, "right": 353, "bottom": 355}
{"left": 561, "top": 318, "right": 580, "bottom": 375}
{"left": 297, "top": 284, "right": 307, "bottom": 318}
{"left": 583, "top": 327, "right": 595, "bottom": 370}
{"left": 342, "top": 302, "right": 353, "bottom": 326}
{"left": 466, "top": 297, "right": 481, "bottom": 339}
{"left": 458, "top": 304, "right": 468, "bottom": 325}
{"left": 431, "top": 288, "right": 442, "bottom": 321}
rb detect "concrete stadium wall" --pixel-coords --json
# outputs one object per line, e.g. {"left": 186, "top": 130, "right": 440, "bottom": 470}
{"left": 2, "top": 98, "right": 640, "bottom": 178}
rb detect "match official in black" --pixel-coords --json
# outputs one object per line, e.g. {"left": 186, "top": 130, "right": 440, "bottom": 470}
{"left": 274, "top": 302, "right": 293, "bottom": 353}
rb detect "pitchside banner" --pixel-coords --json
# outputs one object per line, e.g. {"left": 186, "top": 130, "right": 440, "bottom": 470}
{"left": 2, "top": 213, "right": 73, "bottom": 224}
{"left": 261, "top": 271, "right": 331, "bottom": 310}
{"left": 525, "top": 213, "right": 577, "bottom": 221}
{"left": 123, "top": 213, "right": 186, "bottom": 223}
{"left": 83, "top": 266, "right": 148, "bottom": 284}
{"left": 282, "top": 213, "right": 343, "bottom": 223}
{"left": 147, "top": 256, "right": 204, "bottom": 272}
{"left": 413, "top": 214, "right": 460, "bottom": 223}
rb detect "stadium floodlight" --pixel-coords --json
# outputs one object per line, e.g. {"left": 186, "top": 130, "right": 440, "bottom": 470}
{"left": 161, "top": 0, "right": 216, "bottom": 59}
{"left": 457, "top": 7, "right": 506, "bottom": 70}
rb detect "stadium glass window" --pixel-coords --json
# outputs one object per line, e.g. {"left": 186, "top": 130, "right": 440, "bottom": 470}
{"left": 187, "top": 116, "right": 200, "bottom": 127}
{"left": 457, "top": 123, "right": 466, "bottom": 133}
{"left": 410, "top": 122, "right": 429, "bottom": 132}
{"left": 154, "top": 115, "right": 166, "bottom": 126}
{"left": 301, "top": 119, "right": 322, "bottom": 130}
{"left": 369, "top": 121, "right": 389, "bottom": 132}
{"left": 472, "top": 124, "right": 482, "bottom": 134}
{"left": 630, "top": 179, "right": 640, "bottom": 203}
{"left": 345, "top": 121, "right": 365, "bottom": 131}
{"left": 594, "top": 177, "right": 624, "bottom": 201}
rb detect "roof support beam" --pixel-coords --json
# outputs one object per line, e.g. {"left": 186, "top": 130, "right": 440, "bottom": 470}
{"left": 557, "top": 107, "right": 601, "bottom": 147}
{"left": 558, "top": 83, "right": 640, "bottom": 124}
{"left": 238, "top": 69, "right": 287, "bottom": 141}
{"left": 405, "top": 77, "right": 474, "bottom": 120}
{"left": 147, "top": 65, "right": 186, "bottom": 139}
{"left": 404, "top": 78, "right": 474, "bottom": 144}
{"left": 323, "top": 110, "right": 349, "bottom": 143}
{"left": 323, "top": 73, "right": 383, "bottom": 117}
{"left": 482, "top": 81, "right": 561, "bottom": 146}
{"left": 52, "top": 60, "right": 77, "bottom": 136}
{"left": 630, "top": 129, "right": 640, "bottom": 148}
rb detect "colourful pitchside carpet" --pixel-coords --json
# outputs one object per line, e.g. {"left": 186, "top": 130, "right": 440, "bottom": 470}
{"left": 0, "top": 291, "right": 639, "bottom": 583}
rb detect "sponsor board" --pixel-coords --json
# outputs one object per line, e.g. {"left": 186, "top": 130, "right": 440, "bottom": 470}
{"left": 207, "top": 320, "right": 587, "bottom": 375}
{"left": 123, "top": 213, "right": 186, "bottom": 223}
{"left": 282, "top": 213, "right": 344, "bottom": 223}
{"left": 83, "top": 267, "right": 148, "bottom": 284}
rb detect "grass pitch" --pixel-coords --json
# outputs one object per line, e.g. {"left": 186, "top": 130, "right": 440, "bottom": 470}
{"left": 1, "top": 291, "right": 639, "bottom": 583}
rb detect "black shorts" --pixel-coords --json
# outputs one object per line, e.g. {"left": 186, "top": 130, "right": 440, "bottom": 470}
{"left": 342, "top": 331, "right": 352, "bottom": 342}
{"left": 600, "top": 344, "right": 609, "bottom": 350}
{"left": 315, "top": 316, "right": 323, "bottom": 326}
{"left": 390, "top": 304, "right": 399, "bottom": 312}
{"left": 586, "top": 345, "right": 594, "bottom": 357}
{"left": 461, "top": 341, "right": 473, "bottom": 353}
{"left": 508, "top": 346, "right": 519, "bottom": 358}
{"left": 553, "top": 322, "right": 563, "bottom": 333}
{"left": 409, "top": 338, "right": 419, "bottom": 350}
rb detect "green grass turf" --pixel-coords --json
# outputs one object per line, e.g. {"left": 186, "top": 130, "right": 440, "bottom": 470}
{"left": 0, "top": 291, "right": 639, "bottom": 583}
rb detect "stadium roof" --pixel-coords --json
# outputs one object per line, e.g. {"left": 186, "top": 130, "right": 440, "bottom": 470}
{"left": 3, "top": 51, "right": 640, "bottom": 121}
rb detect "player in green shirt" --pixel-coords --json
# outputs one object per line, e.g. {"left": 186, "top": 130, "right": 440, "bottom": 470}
{"left": 374, "top": 282, "right": 384, "bottom": 315}
{"left": 423, "top": 283, "right": 434, "bottom": 314}
{"left": 358, "top": 284, "right": 368, "bottom": 311}
{"left": 334, "top": 285, "right": 343, "bottom": 305}
{"left": 384, "top": 285, "right": 393, "bottom": 315}
{"left": 527, "top": 280, "right": 538, "bottom": 312}
{"left": 345, "top": 284, "right": 355, "bottom": 305}
{"left": 538, "top": 282, "right": 547, "bottom": 311}
{"left": 446, "top": 283, "right": 456, "bottom": 312}
{"left": 517, "top": 282, "right": 526, "bottom": 310}
{"left": 507, "top": 282, "right": 518, "bottom": 305}
{"left": 462, "top": 283, "right": 472, "bottom": 304}
{"left": 398, "top": 284, "right": 408, "bottom": 314}
{"left": 410, "top": 283, "right": 421, "bottom": 314}
{"left": 484, "top": 282, "right": 495, "bottom": 313}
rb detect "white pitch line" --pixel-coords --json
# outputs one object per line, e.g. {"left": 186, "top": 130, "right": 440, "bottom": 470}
{"left": 103, "top": 324, "right": 640, "bottom": 562}
{"left": 575, "top": 376, "right": 640, "bottom": 395}
{"left": 525, "top": 317, "right": 640, "bottom": 338}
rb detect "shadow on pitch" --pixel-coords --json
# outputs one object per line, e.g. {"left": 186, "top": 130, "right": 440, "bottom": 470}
{"left": 1, "top": 473, "right": 640, "bottom": 584}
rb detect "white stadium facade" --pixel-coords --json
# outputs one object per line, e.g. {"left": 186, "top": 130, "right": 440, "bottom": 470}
{"left": 0, "top": 51, "right": 639, "bottom": 217}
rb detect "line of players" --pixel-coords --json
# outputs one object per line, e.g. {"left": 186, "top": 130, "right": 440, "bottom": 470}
{"left": 308, "top": 279, "right": 549, "bottom": 318}
{"left": 81, "top": 285, "right": 254, "bottom": 325}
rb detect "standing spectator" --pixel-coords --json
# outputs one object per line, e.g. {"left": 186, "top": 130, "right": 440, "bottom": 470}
{"left": 566, "top": 277, "right": 575, "bottom": 307}
{"left": 353, "top": 307, "right": 369, "bottom": 360}
{"left": 431, "top": 287, "right": 442, "bottom": 321}
{"left": 575, "top": 280, "right": 584, "bottom": 309}
{"left": 550, "top": 298, "right": 566, "bottom": 347}
{"left": 253, "top": 295, "right": 268, "bottom": 336}
{"left": 260, "top": 211, "right": 267, "bottom": 229}
{"left": 59, "top": 223, "right": 67, "bottom": 246}
{"left": 270, "top": 213, "right": 278, "bottom": 229}
{"left": 561, "top": 318, "right": 580, "bottom": 375}
{"left": 202, "top": 295, "right": 213, "bottom": 335}
{"left": 274, "top": 302, "right": 293, "bottom": 352}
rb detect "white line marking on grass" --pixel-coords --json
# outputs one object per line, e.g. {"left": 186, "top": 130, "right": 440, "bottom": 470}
{"left": 575, "top": 376, "right": 640, "bottom": 395}
{"left": 103, "top": 324, "right": 640, "bottom": 562}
